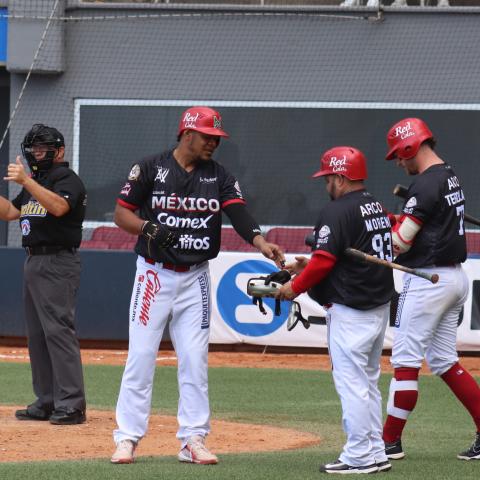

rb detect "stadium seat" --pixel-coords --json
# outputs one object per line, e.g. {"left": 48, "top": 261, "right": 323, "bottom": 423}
{"left": 467, "top": 232, "right": 480, "bottom": 254}
{"left": 265, "top": 227, "right": 313, "bottom": 253}
{"left": 117, "top": 241, "right": 137, "bottom": 251}
{"left": 80, "top": 240, "right": 110, "bottom": 250}
{"left": 220, "top": 227, "right": 257, "bottom": 252}
{"left": 91, "top": 226, "right": 137, "bottom": 249}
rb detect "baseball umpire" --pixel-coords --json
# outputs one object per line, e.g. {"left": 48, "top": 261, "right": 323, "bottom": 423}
{"left": 382, "top": 118, "right": 480, "bottom": 461}
{"left": 110, "top": 106, "right": 284, "bottom": 465}
{"left": 0, "top": 124, "right": 87, "bottom": 425}
{"left": 276, "top": 146, "right": 394, "bottom": 474}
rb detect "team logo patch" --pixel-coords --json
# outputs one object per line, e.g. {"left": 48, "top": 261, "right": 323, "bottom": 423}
{"left": 405, "top": 197, "right": 417, "bottom": 208}
{"left": 120, "top": 182, "right": 131, "bottom": 196}
{"left": 234, "top": 181, "right": 243, "bottom": 198}
{"left": 155, "top": 167, "right": 169, "bottom": 183}
{"left": 318, "top": 225, "right": 331, "bottom": 239}
{"left": 316, "top": 225, "right": 331, "bottom": 245}
{"left": 21, "top": 219, "right": 31, "bottom": 236}
{"left": 213, "top": 115, "right": 222, "bottom": 129}
{"left": 128, "top": 164, "right": 141, "bottom": 180}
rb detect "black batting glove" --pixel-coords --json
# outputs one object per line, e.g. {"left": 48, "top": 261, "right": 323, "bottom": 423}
{"left": 264, "top": 270, "right": 291, "bottom": 286}
{"left": 141, "top": 221, "right": 178, "bottom": 248}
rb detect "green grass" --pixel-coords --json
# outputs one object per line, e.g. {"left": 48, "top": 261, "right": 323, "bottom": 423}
{"left": 0, "top": 361, "right": 479, "bottom": 479}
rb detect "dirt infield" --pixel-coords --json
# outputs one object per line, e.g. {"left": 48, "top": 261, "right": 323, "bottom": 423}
{"left": 2, "top": 346, "right": 480, "bottom": 374}
{"left": 0, "top": 405, "right": 320, "bottom": 463}
{"left": 0, "top": 347, "right": 327, "bottom": 463}
{"left": 1, "top": 347, "right": 480, "bottom": 463}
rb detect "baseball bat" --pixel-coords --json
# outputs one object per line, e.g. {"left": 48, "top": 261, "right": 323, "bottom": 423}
{"left": 345, "top": 247, "right": 439, "bottom": 284}
{"left": 393, "top": 184, "right": 480, "bottom": 227}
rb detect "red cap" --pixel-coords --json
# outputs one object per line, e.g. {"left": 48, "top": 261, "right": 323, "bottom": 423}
{"left": 178, "top": 106, "right": 229, "bottom": 138}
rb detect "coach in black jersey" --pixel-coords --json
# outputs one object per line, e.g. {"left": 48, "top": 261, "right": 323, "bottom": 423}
{"left": 381, "top": 118, "right": 480, "bottom": 462}
{"left": 110, "top": 106, "right": 284, "bottom": 465}
{"left": 277, "top": 146, "right": 394, "bottom": 474}
{"left": 0, "top": 124, "right": 87, "bottom": 425}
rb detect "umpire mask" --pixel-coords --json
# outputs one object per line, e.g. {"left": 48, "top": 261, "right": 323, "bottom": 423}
{"left": 21, "top": 124, "right": 65, "bottom": 177}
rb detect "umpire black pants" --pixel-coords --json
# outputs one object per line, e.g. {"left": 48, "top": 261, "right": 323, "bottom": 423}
{"left": 23, "top": 250, "right": 86, "bottom": 412}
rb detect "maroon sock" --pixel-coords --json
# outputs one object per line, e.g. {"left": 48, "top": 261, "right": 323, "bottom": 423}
{"left": 441, "top": 362, "right": 480, "bottom": 432}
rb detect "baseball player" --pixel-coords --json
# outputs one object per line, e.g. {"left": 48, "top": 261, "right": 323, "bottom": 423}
{"left": 110, "top": 106, "right": 284, "bottom": 465}
{"left": 277, "top": 146, "right": 394, "bottom": 474}
{"left": 0, "top": 124, "right": 87, "bottom": 425}
{"left": 382, "top": 118, "right": 480, "bottom": 461}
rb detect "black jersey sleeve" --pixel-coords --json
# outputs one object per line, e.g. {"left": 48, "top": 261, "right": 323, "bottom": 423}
{"left": 402, "top": 176, "right": 438, "bottom": 222}
{"left": 50, "top": 169, "right": 85, "bottom": 211}
{"left": 223, "top": 203, "right": 261, "bottom": 244}
{"left": 312, "top": 204, "right": 348, "bottom": 258}
{"left": 11, "top": 189, "right": 25, "bottom": 211}
{"left": 218, "top": 165, "right": 246, "bottom": 208}
{"left": 117, "top": 157, "right": 155, "bottom": 210}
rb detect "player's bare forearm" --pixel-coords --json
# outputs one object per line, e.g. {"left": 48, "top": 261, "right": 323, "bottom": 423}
{"left": 114, "top": 203, "right": 145, "bottom": 235}
{"left": 0, "top": 195, "right": 20, "bottom": 221}
{"left": 22, "top": 178, "right": 69, "bottom": 217}
{"left": 4, "top": 157, "right": 69, "bottom": 217}
{"left": 252, "top": 235, "right": 285, "bottom": 267}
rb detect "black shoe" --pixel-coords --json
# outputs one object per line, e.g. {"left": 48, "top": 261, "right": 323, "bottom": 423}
{"left": 15, "top": 404, "right": 53, "bottom": 421}
{"left": 385, "top": 439, "right": 405, "bottom": 460}
{"left": 457, "top": 432, "right": 480, "bottom": 460}
{"left": 320, "top": 459, "right": 379, "bottom": 474}
{"left": 376, "top": 460, "right": 392, "bottom": 472}
{"left": 49, "top": 407, "right": 86, "bottom": 425}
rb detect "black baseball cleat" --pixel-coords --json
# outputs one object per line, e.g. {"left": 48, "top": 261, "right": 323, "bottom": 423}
{"left": 319, "top": 459, "right": 379, "bottom": 474}
{"left": 376, "top": 460, "right": 392, "bottom": 472}
{"left": 457, "top": 432, "right": 480, "bottom": 460}
{"left": 15, "top": 404, "right": 53, "bottom": 421}
{"left": 49, "top": 407, "right": 86, "bottom": 425}
{"left": 385, "top": 439, "right": 405, "bottom": 460}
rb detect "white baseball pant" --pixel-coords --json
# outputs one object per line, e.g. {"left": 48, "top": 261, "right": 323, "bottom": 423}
{"left": 114, "top": 256, "right": 211, "bottom": 447}
{"left": 391, "top": 264, "right": 469, "bottom": 375}
{"left": 327, "top": 302, "right": 390, "bottom": 467}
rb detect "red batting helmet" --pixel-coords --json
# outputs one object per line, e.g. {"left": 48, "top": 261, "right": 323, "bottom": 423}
{"left": 312, "top": 146, "right": 367, "bottom": 181}
{"left": 177, "top": 106, "right": 229, "bottom": 138}
{"left": 385, "top": 118, "right": 433, "bottom": 161}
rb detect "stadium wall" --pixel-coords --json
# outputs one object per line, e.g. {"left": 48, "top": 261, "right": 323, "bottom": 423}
{"left": 3, "top": 3, "right": 480, "bottom": 347}
{"left": 5, "top": 4, "right": 480, "bottom": 245}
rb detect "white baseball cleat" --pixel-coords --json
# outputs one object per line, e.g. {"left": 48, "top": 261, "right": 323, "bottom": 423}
{"left": 111, "top": 439, "right": 136, "bottom": 464}
{"left": 178, "top": 435, "right": 218, "bottom": 465}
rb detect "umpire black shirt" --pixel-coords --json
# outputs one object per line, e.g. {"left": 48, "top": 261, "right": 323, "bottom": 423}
{"left": 12, "top": 162, "right": 87, "bottom": 247}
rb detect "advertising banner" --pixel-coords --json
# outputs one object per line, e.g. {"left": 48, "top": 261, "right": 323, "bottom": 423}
{"left": 210, "top": 252, "right": 480, "bottom": 351}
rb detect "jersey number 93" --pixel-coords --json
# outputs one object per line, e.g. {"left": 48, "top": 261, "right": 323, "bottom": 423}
{"left": 372, "top": 232, "right": 393, "bottom": 262}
